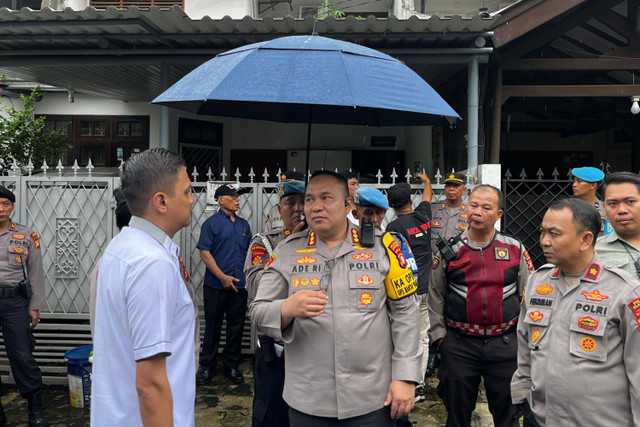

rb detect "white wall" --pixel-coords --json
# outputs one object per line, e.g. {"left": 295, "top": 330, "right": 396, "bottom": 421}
{"left": 32, "top": 93, "right": 163, "bottom": 148}
{"left": 185, "top": 0, "right": 253, "bottom": 19}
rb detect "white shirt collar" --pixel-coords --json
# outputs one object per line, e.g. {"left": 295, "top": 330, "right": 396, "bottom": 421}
{"left": 129, "top": 216, "right": 180, "bottom": 258}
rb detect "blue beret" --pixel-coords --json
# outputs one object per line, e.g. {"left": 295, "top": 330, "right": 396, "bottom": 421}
{"left": 571, "top": 167, "right": 604, "bottom": 183}
{"left": 353, "top": 187, "right": 389, "bottom": 210}
{"left": 278, "top": 180, "right": 305, "bottom": 198}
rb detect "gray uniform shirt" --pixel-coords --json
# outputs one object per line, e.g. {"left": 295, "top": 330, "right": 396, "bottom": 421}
{"left": 0, "top": 221, "right": 45, "bottom": 310}
{"left": 244, "top": 228, "right": 289, "bottom": 303}
{"left": 511, "top": 257, "right": 640, "bottom": 426}
{"left": 593, "top": 198, "right": 607, "bottom": 234}
{"left": 596, "top": 231, "right": 640, "bottom": 278}
{"left": 251, "top": 226, "right": 422, "bottom": 419}
{"left": 263, "top": 205, "right": 283, "bottom": 233}
{"left": 430, "top": 200, "right": 467, "bottom": 255}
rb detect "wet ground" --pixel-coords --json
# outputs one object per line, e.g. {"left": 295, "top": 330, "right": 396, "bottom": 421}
{"left": 0, "top": 359, "right": 493, "bottom": 426}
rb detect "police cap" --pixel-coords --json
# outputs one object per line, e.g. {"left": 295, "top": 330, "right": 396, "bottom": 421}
{"left": 281, "top": 171, "right": 305, "bottom": 182}
{"left": 0, "top": 186, "right": 15, "bottom": 203}
{"left": 444, "top": 172, "right": 466, "bottom": 185}
{"left": 278, "top": 180, "right": 305, "bottom": 198}
{"left": 215, "top": 183, "right": 249, "bottom": 199}
{"left": 354, "top": 187, "right": 389, "bottom": 210}
{"left": 571, "top": 167, "right": 605, "bottom": 183}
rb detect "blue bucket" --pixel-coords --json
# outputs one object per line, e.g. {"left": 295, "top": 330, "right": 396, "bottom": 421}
{"left": 64, "top": 345, "right": 93, "bottom": 408}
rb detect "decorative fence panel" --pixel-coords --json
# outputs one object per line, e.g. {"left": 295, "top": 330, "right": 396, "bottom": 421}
{"left": 502, "top": 169, "right": 575, "bottom": 269}
{"left": 1, "top": 175, "right": 119, "bottom": 383}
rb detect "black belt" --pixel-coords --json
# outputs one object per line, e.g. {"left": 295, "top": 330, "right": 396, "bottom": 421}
{"left": 0, "top": 285, "right": 20, "bottom": 299}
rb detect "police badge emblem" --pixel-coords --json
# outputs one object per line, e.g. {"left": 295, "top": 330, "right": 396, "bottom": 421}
{"left": 495, "top": 247, "right": 510, "bottom": 261}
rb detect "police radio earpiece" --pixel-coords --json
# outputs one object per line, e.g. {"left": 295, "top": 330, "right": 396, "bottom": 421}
{"left": 345, "top": 199, "right": 349, "bottom": 207}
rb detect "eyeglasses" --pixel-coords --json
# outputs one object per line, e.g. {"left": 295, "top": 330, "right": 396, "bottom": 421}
{"left": 319, "top": 260, "right": 334, "bottom": 292}
{"left": 222, "top": 194, "right": 240, "bottom": 200}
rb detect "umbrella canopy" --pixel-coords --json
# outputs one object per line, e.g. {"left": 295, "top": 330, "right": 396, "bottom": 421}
{"left": 153, "top": 35, "right": 459, "bottom": 127}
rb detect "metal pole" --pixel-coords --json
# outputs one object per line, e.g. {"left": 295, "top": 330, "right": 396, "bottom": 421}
{"left": 159, "top": 62, "right": 170, "bottom": 150}
{"left": 490, "top": 64, "right": 503, "bottom": 164}
{"left": 467, "top": 55, "right": 479, "bottom": 172}
{"left": 305, "top": 107, "right": 313, "bottom": 181}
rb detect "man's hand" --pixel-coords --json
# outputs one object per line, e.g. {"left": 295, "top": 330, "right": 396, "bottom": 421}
{"left": 292, "top": 220, "right": 306, "bottom": 234}
{"left": 415, "top": 172, "right": 430, "bottom": 184}
{"left": 280, "top": 290, "right": 328, "bottom": 329}
{"left": 220, "top": 275, "right": 239, "bottom": 292}
{"left": 384, "top": 380, "right": 415, "bottom": 419}
{"left": 28, "top": 310, "right": 39, "bottom": 330}
{"left": 417, "top": 172, "right": 433, "bottom": 203}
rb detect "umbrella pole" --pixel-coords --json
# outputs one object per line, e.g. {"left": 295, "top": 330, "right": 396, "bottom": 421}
{"left": 305, "top": 108, "right": 312, "bottom": 181}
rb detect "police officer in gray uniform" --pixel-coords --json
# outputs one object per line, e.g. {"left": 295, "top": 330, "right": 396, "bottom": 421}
{"left": 263, "top": 171, "right": 305, "bottom": 233}
{"left": 430, "top": 172, "right": 468, "bottom": 255}
{"left": 0, "top": 186, "right": 48, "bottom": 427}
{"left": 245, "top": 179, "right": 305, "bottom": 427}
{"left": 512, "top": 198, "right": 640, "bottom": 426}
{"left": 571, "top": 166, "right": 607, "bottom": 233}
{"left": 251, "top": 171, "right": 422, "bottom": 426}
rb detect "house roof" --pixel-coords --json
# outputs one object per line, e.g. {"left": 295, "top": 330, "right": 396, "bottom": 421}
{"left": 490, "top": 0, "right": 639, "bottom": 135}
{"left": 0, "top": 6, "right": 495, "bottom": 102}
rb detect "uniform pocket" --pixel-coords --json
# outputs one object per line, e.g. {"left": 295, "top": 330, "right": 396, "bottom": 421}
{"left": 523, "top": 308, "right": 551, "bottom": 349}
{"left": 7, "top": 246, "right": 28, "bottom": 275}
{"left": 348, "top": 271, "right": 384, "bottom": 312}
{"left": 568, "top": 312, "right": 608, "bottom": 362}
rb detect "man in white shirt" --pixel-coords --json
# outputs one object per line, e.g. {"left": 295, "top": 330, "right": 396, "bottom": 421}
{"left": 91, "top": 148, "right": 196, "bottom": 427}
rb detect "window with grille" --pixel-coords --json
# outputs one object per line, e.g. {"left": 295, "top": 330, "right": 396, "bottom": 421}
{"left": 90, "top": 1, "right": 184, "bottom": 9}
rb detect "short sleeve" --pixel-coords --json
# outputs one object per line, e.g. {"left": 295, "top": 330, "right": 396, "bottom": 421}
{"left": 126, "top": 259, "right": 177, "bottom": 361}
{"left": 415, "top": 201, "right": 432, "bottom": 220}
{"left": 197, "top": 218, "right": 214, "bottom": 251}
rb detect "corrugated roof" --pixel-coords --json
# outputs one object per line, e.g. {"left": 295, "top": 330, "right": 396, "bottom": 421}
{"left": 0, "top": 6, "right": 495, "bottom": 101}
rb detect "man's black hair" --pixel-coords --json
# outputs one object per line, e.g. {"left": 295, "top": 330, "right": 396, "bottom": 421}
{"left": 339, "top": 171, "right": 358, "bottom": 181}
{"left": 121, "top": 148, "right": 185, "bottom": 216}
{"left": 470, "top": 184, "right": 504, "bottom": 209}
{"left": 548, "top": 198, "right": 600, "bottom": 247}
{"left": 603, "top": 171, "right": 640, "bottom": 196}
{"left": 310, "top": 170, "right": 349, "bottom": 198}
{"left": 113, "top": 188, "right": 132, "bottom": 231}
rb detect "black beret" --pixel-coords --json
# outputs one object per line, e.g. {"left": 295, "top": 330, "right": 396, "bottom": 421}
{"left": 0, "top": 186, "right": 15, "bottom": 203}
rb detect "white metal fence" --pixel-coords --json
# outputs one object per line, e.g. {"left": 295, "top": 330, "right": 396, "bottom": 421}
{"left": 1, "top": 164, "right": 479, "bottom": 383}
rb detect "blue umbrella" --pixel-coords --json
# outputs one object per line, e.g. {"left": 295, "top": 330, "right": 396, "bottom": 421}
{"left": 153, "top": 35, "right": 459, "bottom": 171}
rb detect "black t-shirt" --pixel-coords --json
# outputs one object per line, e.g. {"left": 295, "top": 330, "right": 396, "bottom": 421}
{"left": 386, "top": 201, "right": 432, "bottom": 294}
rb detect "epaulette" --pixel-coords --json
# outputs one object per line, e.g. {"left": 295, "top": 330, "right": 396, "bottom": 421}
{"left": 603, "top": 265, "right": 640, "bottom": 290}
{"left": 536, "top": 263, "right": 556, "bottom": 272}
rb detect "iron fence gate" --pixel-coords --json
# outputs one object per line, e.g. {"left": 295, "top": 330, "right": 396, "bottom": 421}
{"left": 502, "top": 176, "right": 573, "bottom": 269}
{"left": 1, "top": 176, "right": 119, "bottom": 383}
{"left": 0, "top": 170, "right": 477, "bottom": 384}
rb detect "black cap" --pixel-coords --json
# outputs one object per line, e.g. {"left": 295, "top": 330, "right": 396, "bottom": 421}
{"left": 214, "top": 183, "right": 248, "bottom": 199}
{"left": 444, "top": 172, "right": 466, "bottom": 185}
{"left": 386, "top": 183, "right": 411, "bottom": 209}
{"left": 281, "top": 171, "right": 304, "bottom": 182}
{"left": 0, "top": 186, "right": 15, "bottom": 203}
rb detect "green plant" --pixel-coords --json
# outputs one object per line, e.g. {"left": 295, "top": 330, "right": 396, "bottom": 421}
{"left": 314, "top": 1, "right": 346, "bottom": 19}
{"left": 0, "top": 86, "right": 71, "bottom": 173}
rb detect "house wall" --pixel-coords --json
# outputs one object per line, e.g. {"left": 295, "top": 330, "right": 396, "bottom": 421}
{"left": 9, "top": 94, "right": 435, "bottom": 175}
{"left": 185, "top": 0, "right": 253, "bottom": 19}
{"left": 256, "top": 0, "right": 392, "bottom": 19}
